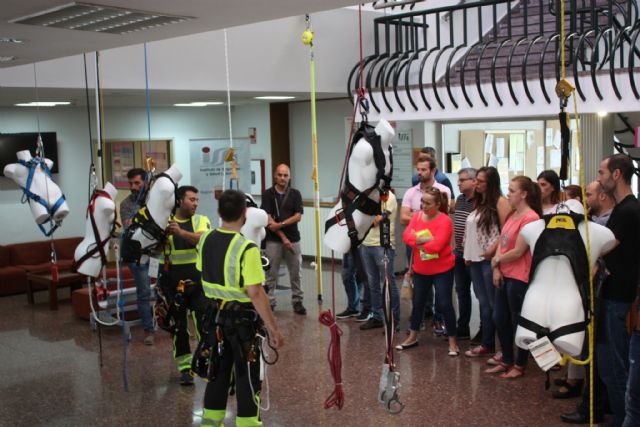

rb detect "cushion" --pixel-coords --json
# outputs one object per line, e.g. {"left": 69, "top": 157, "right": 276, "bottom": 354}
{"left": 10, "top": 241, "right": 51, "bottom": 266}
{"left": 0, "top": 246, "right": 10, "bottom": 268}
{"left": 54, "top": 237, "right": 83, "bottom": 261}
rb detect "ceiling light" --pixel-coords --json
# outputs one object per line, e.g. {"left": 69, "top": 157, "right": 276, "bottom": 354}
{"left": 0, "top": 38, "right": 25, "bottom": 44}
{"left": 0, "top": 56, "right": 17, "bottom": 62}
{"left": 174, "top": 102, "right": 224, "bottom": 107}
{"left": 11, "top": 2, "right": 193, "bottom": 35}
{"left": 15, "top": 102, "right": 71, "bottom": 107}
{"left": 597, "top": 111, "right": 608, "bottom": 117}
{"left": 254, "top": 96, "right": 296, "bottom": 100}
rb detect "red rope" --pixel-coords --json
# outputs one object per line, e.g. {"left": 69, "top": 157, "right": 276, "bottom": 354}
{"left": 318, "top": 308, "right": 344, "bottom": 410}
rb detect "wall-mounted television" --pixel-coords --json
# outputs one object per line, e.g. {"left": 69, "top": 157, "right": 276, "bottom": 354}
{"left": 0, "top": 132, "right": 59, "bottom": 176}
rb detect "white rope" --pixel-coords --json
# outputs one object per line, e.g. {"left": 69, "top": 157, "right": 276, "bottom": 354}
{"left": 247, "top": 334, "right": 270, "bottom": 411}
{"left": 221, "top": 29, "right": 234, "bottom": 191}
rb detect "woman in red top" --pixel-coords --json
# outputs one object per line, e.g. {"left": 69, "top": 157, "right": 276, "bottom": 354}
{"left": 489, "top": 176, "right": 542, "bottom": 378}
{"left": 399, "top": 188, "right": 458, "bottom": 356}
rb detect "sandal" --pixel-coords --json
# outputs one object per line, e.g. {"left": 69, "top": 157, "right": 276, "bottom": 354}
{"left": 395, "top": 341, "right": 419, "bottom": 350}
{"left": 447, "top": 347, "right": 460, "bottom": 357}
{"left": 500, "top": 365, "right": 525, "bottom": 379}
{"left": 485, "top": 362, "right": 510, "bottom": 374}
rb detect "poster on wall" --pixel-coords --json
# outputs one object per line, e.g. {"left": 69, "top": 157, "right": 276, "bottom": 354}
{"left": 393, "top": 129, "right": 413, "bottom": 191}
{"left": 189, "top": 137, "right": 251, "bottom": 224}
{"left": 110, "top": 142, "right": 135, "bottom": 188}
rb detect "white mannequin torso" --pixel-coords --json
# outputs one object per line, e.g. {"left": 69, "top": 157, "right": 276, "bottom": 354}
{"left": 3, "top": 150, "right": 69, "bottom": 224}
{"left": 74, "top": 182, "right": 118, "bottom": 277}
{"left": 516, "top": 208, "right": 615, "bottom": 356}
{"left": 132, "top": 164, "right": 182, "bottom": 263}
{"left": 324, "top": 119, "right": 394, "bottom": 254}
{"left": 241, "top": 206, "right": 268, "bottom": 246}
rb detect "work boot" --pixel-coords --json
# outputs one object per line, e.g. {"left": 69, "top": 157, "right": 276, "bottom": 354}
{"left": 293, "top": 301, "right": 307, "bottom": 315}
{"left": 360, "top": 317, "right": 384, "bottom": 330}
{"left": 180, "top": 369, "right": 194, "bottom": 386}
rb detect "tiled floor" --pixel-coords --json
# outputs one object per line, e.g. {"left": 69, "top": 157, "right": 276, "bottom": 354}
{"left": 0, "top": 262, "right": 603, "bottom": 426}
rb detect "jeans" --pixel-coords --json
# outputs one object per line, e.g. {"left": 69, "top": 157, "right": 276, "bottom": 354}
{"left": 359, "top": 245, "right": 399, "bottom": 325}
{"left": 410, "top": 269, "right": 456, "bottom": 336}
{"left": 596, "top": 298, "right": 631, "bottom": 427}
{"left": 406, "top": 244, "right": 434, "bottom": 317}
{"left": 341, "top": 252, "right": 362, "bottom": 312}
{"left": 454, "top": 250, "right": 472, "bottom": 336}
{"left": 265, "top": 240, "right": 303, "bottom": 306}
{"left": 623, "top": 331, "right": 640, "bottom": 427}
{"left": 469, "top": 260, "right": 495, "bottom": 349}
{"left": 493, "top": 277, "right": 529, "bottom": 366}
{"left": 128, "top": 262, "right": 154, "bottom": 332}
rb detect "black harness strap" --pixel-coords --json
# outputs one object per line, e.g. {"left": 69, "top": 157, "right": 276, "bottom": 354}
{"left": 518, "top": 315, "right": 588, "bottom": 343}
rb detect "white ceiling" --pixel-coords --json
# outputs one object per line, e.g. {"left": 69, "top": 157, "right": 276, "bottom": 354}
{"left": 0, "top": 0, "right": 361, "bottom": 68}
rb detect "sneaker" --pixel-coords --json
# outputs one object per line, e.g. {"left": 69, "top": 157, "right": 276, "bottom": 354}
{"left": 355, "top": 312, "right": 371, "bottom": 322}
{"left": 144, "top": 331, "right": 155, "bottom": 346}
{"left": 464, "top": 345, "right": 495, "bottom": 358}
{"left": 336, "top": 308, "right": 359, "bottom": 319}
{"left": 180, "top": 370, "right": 194, "bottom": 386}
{"left": 419, "top": 321, "right": 427, "bottom": 331}
{"left": 293, "top": 302, "right": 307, "bottom": 315}
{"left": 486, "top": 351, "right": 504, "bottom": 366}
{"left": 433, "top": 321, "right": 445, "bottom": 336}
{"left": 359, "top": 318, "right": 384, "bottom": 330}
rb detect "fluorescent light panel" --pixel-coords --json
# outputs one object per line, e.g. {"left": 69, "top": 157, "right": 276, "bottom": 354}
{"left": 174, "top": 102, "right": 223, "bottom": 107}
{"left": 0, "top": 56, "right": 17, "bottom": 62}
{"left": 254, "top": 96, "right": 296, "bottom": 100}
{"left": 11, "top": 2, "right": 193, "bottom": 35}
{"left": 15, "top": 102, "right": 71, "bottom": 107}
{"left": 0, "top": 38, "right": 25, "bottom": 43}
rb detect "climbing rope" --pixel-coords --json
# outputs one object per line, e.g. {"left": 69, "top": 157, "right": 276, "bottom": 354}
{"left": 555, "top": 1, "right": 595, "bottom": 425}
{"left": 221, "top": 29, "right": 237, "bottom": 193}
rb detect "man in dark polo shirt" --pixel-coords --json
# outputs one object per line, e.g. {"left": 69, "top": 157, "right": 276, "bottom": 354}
{"left": 261, "top": 164, "right": 306, "bottom": 315}
{"left": 595, "top": 154, "right": 640, "bottom": 427}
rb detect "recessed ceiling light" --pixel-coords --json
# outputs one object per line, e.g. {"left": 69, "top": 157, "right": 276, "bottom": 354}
{"left": 15, "top": 102, "right": 71, "bottom": 107}
{"left": 0, "top": 56, "right": 17, "bottom": 62}
{"left": 254, "top": 96, "right": 296, "bottom": 100}
{"left": 10, "top": 2, "right": 193, "bottom": 35}
{"left": 174, "top": 102, "right": 224, "bottom": 107}
{"left": 597, "top": 111, "right": 608, "bottom": 117}
{"left": 0, "top": 37, "right": 25, "bottom": 44}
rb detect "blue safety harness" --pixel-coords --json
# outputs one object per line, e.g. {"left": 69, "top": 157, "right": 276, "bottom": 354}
{"left": 18, "top": 157, "right": 66, "bottom": 236}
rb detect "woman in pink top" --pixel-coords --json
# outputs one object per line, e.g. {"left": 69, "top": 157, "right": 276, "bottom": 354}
{"left": 489, "top": 176, "right": 542, "bottom": 379}
{"left": 399, "top": 188, "right": 459, "bottom": 356}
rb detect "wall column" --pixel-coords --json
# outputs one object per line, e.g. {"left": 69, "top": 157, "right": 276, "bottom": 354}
{"left": 579, "top": 113, "right": 614, "bottom": 184}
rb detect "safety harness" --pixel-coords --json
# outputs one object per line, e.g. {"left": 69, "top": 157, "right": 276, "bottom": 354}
{"left": 121, "top": 172, "right": 178, "bottom": 263}
{"left": 17, "top": 157, "right": 67, "bottom": 237}
{"left": 518, "top": 212, "right": 591, "bottom": 342}
{"left": 324, "top": 121, "right": 393, "bottom": 250}
{"left": 73, "top": 189, "right": 118, "bottom": 271}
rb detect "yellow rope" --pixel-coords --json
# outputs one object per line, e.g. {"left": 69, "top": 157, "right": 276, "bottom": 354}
{"left": 557, "top": 2, "right": 593, "bottom": 425}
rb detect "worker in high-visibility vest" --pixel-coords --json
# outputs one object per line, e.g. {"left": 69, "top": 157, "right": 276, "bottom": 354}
{"left": 198, "top": 189, "right": 283, "bottom": 427}
{"left": 158, "top": 185, "right": 211, "bottom": 385}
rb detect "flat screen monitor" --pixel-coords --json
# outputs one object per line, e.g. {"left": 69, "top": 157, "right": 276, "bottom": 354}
{"left": 0, "top": 132, "right": 59, "bottom": 176}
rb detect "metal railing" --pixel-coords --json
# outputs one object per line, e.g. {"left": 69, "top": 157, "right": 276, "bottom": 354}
{"left": 347, "top": 0, "right": 640, "bottom": 112}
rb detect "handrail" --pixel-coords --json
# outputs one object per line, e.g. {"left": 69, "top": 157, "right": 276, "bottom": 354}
{"left": 347, "top": 0, "right": 640, "bottom": 111}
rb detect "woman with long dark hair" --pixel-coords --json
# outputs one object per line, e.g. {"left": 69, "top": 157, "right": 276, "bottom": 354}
{"left": 488, "top": 176, "right": 541, "bottom": 379}
{"left": 399, "top": 188, "right": 459, "bottom": 356}
{"left": 463, "top": 166, "right": 511, "bottom": 358}
{"left": 537, "top": 169, "right": 560, "bottom": 214}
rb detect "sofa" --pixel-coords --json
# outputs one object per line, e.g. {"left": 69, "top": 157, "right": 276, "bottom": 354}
{"left": 0, "top": 237, "right": 82, "bottom": 296}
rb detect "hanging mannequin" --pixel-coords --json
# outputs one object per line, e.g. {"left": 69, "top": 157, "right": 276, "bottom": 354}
{"left": 324, "top": 119, "right": 394, "bottom": 254}
{"left": 241, "top": 194, "right": 268, "bottom": 245}
{"left": 74, "top": 182, "right": 118, "bottom": 277}
{"left": 131, "top": 164, "right": 182, "bottom": 263}
{"left": 3, "top": 149, "right": 69, "bottom": 225}
{"left": 515, "top": 200, "right": 616, "bottom": 356}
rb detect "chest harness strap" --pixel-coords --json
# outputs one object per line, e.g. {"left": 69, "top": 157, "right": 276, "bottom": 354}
{"left": 518, "top": 212, "right": 591, "bottom": 342}
{"left": 121, "top": 172, "right": 178, "bottom": 263}
{"left": 18, "top": 158, "right": 67, "bottom": 236}
{"left": 324, "top": 121, "right": 393, "bottom": 251}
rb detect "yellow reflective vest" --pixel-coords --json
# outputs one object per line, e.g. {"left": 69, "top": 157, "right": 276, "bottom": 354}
{"left": 196, "top": 228, "right": 265, "bottom": 303}
{"left": 160, "top": 214, "right": 210, "bottom": 265}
